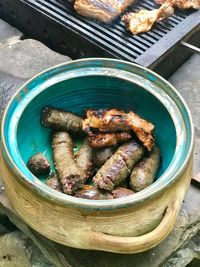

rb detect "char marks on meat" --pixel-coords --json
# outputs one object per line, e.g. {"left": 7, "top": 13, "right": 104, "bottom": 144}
{"left": 74, "top": 0, "right": 135, "bottom": 23}
{"left": 88, "top": 132, "right": 132, "bottom": 148}
{"left": 122, "top": 3, "right": 174, "bottom": 34}
{"left": 83, "top": 109, "right": 155, "bottom": 151}
{"left": 155, "top": 0, "right": 200, "bottom": 9}
{"left": 93, "top": 140, "right": 144, "bottom": 191}
{"left": 52, "top": 132, "right": 84, "bottom": 195}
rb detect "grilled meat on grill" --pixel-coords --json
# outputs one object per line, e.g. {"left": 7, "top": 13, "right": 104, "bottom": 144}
{"left": 155, "top": 0, "right": 200, "bottom": 9}
{"left": 74, "top": 0, "right": 135, "bottom": 23}
{"left": 83, "top": 109, "right": 155, "bottom": 151}
{"left": 122, "top": 3, "right": 174, "bottom": 34}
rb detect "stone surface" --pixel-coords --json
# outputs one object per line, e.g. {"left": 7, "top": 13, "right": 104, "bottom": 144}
{"left": 0, "top": 231, "right": 54, "bottom": 267}
{"left": 0, "top": 19, "right": 22, "bottom": 44}
{"left": 0, "top": 37, "right": 71, "bottom": 117}
{"left": 0, "top": 72, "right": 26, "bottom": 118}
{"left": 0, "top": 38, "right": 71, "bottom": 80}
{"left": 0, "top": 231, "right": 32, "bottom": 267}
{"left": 164, "top": 232, "right": 200, "bottom": 267}
{"left": 169, "top": 55, "right": 200, "bottom": 131}
{"left": 169, "top": 55, "right": 200, "bottom": 176}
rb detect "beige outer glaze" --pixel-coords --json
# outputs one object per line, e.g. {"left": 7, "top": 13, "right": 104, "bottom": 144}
{"left": 0, "top": 149, "right": 192, "bottom": 254}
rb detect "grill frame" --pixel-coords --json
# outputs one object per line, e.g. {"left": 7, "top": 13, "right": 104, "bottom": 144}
{"left": 0, "top": 0, "right": 199, "bottom": 77}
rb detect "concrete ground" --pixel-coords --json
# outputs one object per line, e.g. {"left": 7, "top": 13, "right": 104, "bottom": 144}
{"left": 0, "top": 19, "right": 200, "bottom": 267}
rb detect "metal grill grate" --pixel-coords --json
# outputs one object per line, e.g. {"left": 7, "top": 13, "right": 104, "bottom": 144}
{"left": 0, "top": 0, "right": 199, "bottom": 77}
{"left": 24, "top": 0, "right": 191, "bottom": 61}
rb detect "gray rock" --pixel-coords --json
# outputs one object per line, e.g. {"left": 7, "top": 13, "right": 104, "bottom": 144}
{"left": 0, "top": 72, "right": 26, "bottom": 118}
{"left": 0, "top": 38, "right": 71, "bottom": 118}
{"left": 0, "top": 19, "right": 22, "bottom": 44}
{"left": 169, "top": 55, "right": 200, "bottom": 131}
{"left": 0, "top": 39, "right": 71, "bottom": 80}
{"left": 0, "top": 231, "right": 54, "bottom": 267}
{"left": 163, "top": 232, "right": 200, "bottom": 267}
{"left": 169, "top": 54, "right": 200, "bottom": 176}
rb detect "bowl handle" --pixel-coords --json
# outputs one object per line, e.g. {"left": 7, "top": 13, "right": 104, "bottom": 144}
{"left": 87, "top": 197, "right": 180, "bottom": 254}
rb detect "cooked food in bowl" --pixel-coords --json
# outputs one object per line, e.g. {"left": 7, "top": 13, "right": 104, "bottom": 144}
{"left": 27, "top": 106, "right": 161, "bottom": 199}
{"left": 0, "top": 59, "right": 193, "bottom": 253}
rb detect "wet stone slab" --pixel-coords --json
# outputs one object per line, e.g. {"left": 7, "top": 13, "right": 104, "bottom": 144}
{"left": 0, "top": 19, "right": 22, "bottom": 44}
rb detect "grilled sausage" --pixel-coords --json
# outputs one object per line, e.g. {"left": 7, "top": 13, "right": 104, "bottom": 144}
{"left": 93, "top": 140, "right": 144, "bottom": 191}
{"left": 45, "top": 174, "right": 62, "bottom": 192}
{"left": 130, "top": 146, "right": 161, "bottom": 192}
{"left": 27, "top": 153, "right": 50, "bottom": 176}
{"left": 88, "top": 132, "right": 132, "bottom": 148}
{"left": 41, "top": 107, "right": 83, "bottom": 134}
{"left": 93, "top": 147, "right": 116, "bottom": 168}
{"left": 75, "top": 185, "right": 113, "bottom": 200}
{"left": 52, "top": 132, "right": 84, "bottom": 195}
{"left": 111, "top": 187, "right": 134, "bottom": 198}
{"left": 83, "top": 109, "right": 154, "bottom": 151}
{"left": 76, "top": 138, "right": 93, "bottom": 182}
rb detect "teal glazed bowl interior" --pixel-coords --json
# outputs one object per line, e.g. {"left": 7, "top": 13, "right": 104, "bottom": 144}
{"left": 1, "top": 58, "right": 194, "bottom": 209}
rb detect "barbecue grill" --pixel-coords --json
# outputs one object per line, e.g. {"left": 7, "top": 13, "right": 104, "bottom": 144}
{"left": 0, "top": 0, "right": 199, "bottom": 77}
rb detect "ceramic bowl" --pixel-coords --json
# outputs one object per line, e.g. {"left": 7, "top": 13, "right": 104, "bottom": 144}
{"left": 0, "top": 59, "right": 194, "bottom": 253}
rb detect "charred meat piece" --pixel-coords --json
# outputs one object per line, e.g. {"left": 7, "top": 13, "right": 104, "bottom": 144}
{"left": 76, "top": 138, "right": 93, "bottom": 182}
{"left": 122, "top": 3, "right": 174, "bottom": 34}
{"left": 52, "top": 132, "right": 84, "bottom": 195}
{"left": 41, "top": 107, "right": 83, "bottom": 134}
{"left": 93, "top": 146, "right": 116, "bottom": 168}
{"left": 93, "top": 140, "right": 144, "bottom": 191}
{"left": 75, "top": 185, "right": 113, "bottom": 199}
{"left": 74, "top": 0, "right": 135, "bottom": 23}
{"left": 155, "top": 0, "right": 200, "bottom": 9}
{"left": 83, "top": 109, "right": 154, "bottom": 151}
{"left": 88, "top": 132, "right": 132, "bottom": 148}
{"left": 27, "top": 153, "right": 50, "bottom": 176}
{"left": 111, "top": 187, "right": 134, "bottom": 198}
{"left": 130, "top": 146, "right": 161, "bottom": 192}
{"left": 83, "top": 109, "right": 129, "bottom": 132}
{"left": 45, "top": 174, "right": 62, "bottom": 192}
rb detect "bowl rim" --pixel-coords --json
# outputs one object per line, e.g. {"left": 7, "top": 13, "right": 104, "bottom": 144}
{"left": 1, "top": 58, "right": 194, "bottom": 210}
